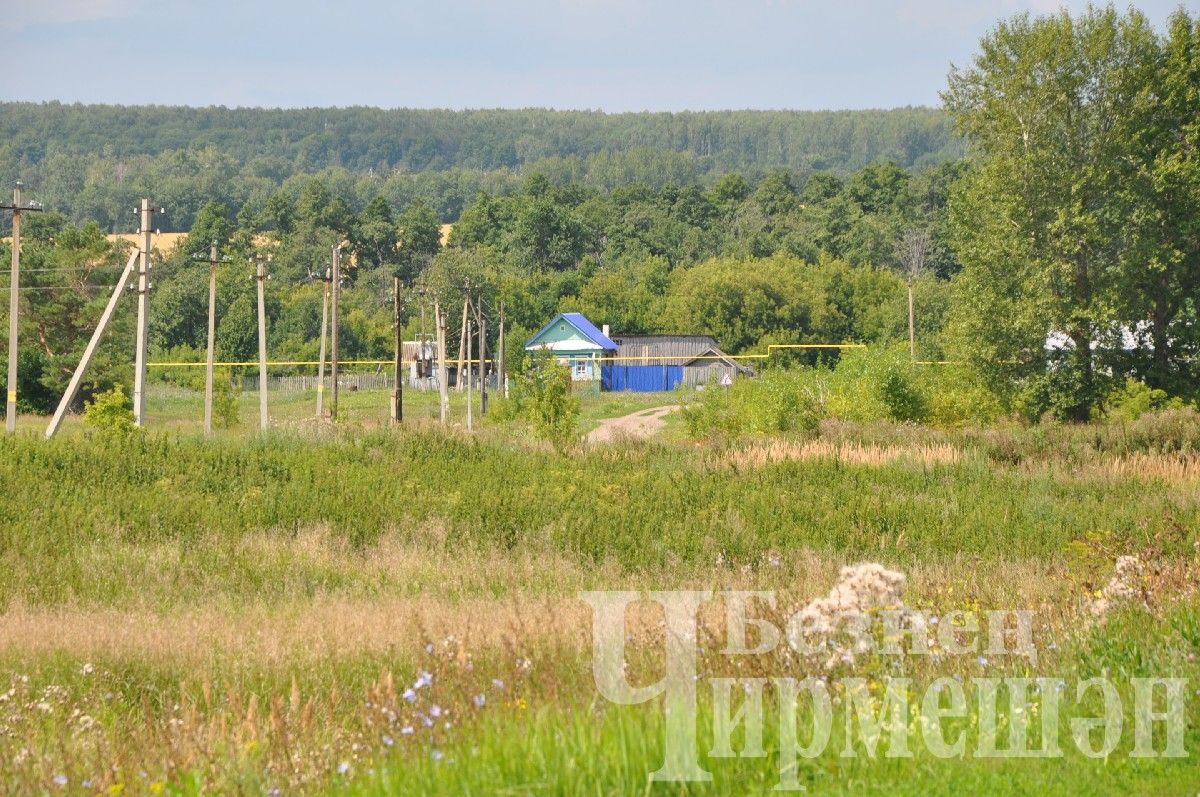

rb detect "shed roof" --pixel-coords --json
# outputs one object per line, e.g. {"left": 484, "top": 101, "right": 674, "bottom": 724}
{"left": 526, "top": 312, "right": 618, "bottom": 351}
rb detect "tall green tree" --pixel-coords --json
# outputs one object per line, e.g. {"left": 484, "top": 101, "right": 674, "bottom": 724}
{"left": 396, "top": 198, "right": 442, "bottom": 282}
{"left": 1123, "top": 9, "right": 1200, "bottom": 396}
{"left": 943, "top": 6, "right": 1160, "bottom": 420}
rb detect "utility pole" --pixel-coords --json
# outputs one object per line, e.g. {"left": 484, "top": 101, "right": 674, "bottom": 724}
{"left": 329, "top": 243, "right": 344, "bottom": 421}
{"left": 907, "top": 278, "right": 916, "bottom": 362}
{"left": 2, "top": 181, "right": 42, "bottom": 433}
{"left": 391, "top": 276, "right": 403, "bottom": 425}
{"left": 498, "top": 300, "right": 507, "bottom": 400}
{"left": 133, "top": 198, "right": 163, "bottom": 427}
{"left": 895, "top": 228, "right": 929, "bottom": 363}
{"left": 465, "top": 313, "right": 474, "bottom": 432}
{"left": 193, "top": 240, "right": 231, "bottom": 436}
{"left": 475, "top": 297, "right": 487, "bottom": 415}
{"left": 254, "top": 253, "right": 270, "bottom": 432}
{"left": 456, "top": 284, "right": 469, "bottom": 392}
{"left": 45, "top": 251, "right": 140, "bottom": 438}
{"left": 435, "top": 298, "right": 449, "bottom": 424}
{"left": 316, "top": 266, "right": 330, "bottom": 418}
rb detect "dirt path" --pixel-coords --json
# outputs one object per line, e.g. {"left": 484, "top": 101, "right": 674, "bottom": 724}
{"left": 587, "top": 405, "right": 678, "bottom": 443}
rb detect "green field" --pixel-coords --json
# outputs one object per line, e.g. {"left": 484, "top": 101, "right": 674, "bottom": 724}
{"left": 1, "top": 387, "right": 1198, "bottom": 794}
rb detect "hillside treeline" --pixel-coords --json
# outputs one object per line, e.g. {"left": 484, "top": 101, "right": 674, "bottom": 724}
{"left": 2, "top": 157, "right": 953, "bottom": 414}
{"left": 0, "top": 105, "right": 963, "bottom": 231}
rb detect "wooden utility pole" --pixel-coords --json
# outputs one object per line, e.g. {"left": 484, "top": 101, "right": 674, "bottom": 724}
{"left": 465, "top": 313, "right": 474, "bottom": 432}
{"left": 476, "top": 299, "right": 487, "bottom": 415}
{"left": 254, "top": 253, "right": 269, "bottom": 431}
{"left": 907, "top": 279, "right": 915, "bottom": 362}
{"left": 498, "top": 301, "right": 507, "bottom": 399}
{"left": 2, "top": 181, "right": 42, "bottom": 433}
{"left": 455, "top": 293, "right": 469, "bottom": 392}
{"left": 133, "top": 198, "right": 162, "bottom": 427}
{"left": 330, "top": 243, "right": 343, "bottom": 421}
{"left": 45, "top": 250, "right": 140, "bottom": 438}
{"left": 895, "top": 228, "right": 929, "bottom": 363}
{"left": 194, "top": 241, "right": 232, "bottom": 436}
{"left": 435, "top": 298, "right": 449, "bottom": 424}
{"left": 391, "top": 276, "right": 403, "bottom": 425}
{"left": 316, "top": 266, "right": 330, "bottom": 418}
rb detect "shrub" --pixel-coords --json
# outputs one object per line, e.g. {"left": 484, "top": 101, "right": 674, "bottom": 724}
{"left": 827, "top": 346, "right": 929, "bottom": 423}
{"left": 923, "top": 364, "right": 1005, "bottom": 427}
{"left": 682, "top": 369, "right": 821, "bottom": 439}
{"left": 496, "top": 351, "right": 580, "bottom": 449}
{"left": 212, "top": 370, "right": 241, "bottom": 429}
{"left": 1104, "top": 377, "right": 1182, "bottom": 422}
{"left": 82, "top": 384, "right": 136, "bottom": 437}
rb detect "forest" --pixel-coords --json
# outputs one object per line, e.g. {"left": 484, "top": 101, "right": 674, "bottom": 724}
{"left": 0, "top": 105, "right": 962, "bottom": 230}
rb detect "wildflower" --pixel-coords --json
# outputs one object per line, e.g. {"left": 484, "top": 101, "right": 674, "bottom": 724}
{"left": 337, "top": 761, "right": 350, "bottom": 775}
{"left": 402, "top": 688, "right": 417, "bottom": 703}
{"left": 492, "top": 678, "right": 505, "bottom": 690}
{"left": 425, "top": 643, "right": 434, "bottom": 654}
{"left": 81, "top": 663, "right": 95, "bottom": 676}
{"left": 400, "top": 725, "right": 414, "bottom": 735}
{"left": 53, "top": 774, "right": 67, "bottom": 787}
{"left": 414, "top": 671, "right": 433, "bottom": 690}
{"left": 429, "top": 704, "right": 443, "bottom": 718}
{"left": 381, "top": 735, "right": 394, "bottom": 748}
{"left": 473, "top": 694, "right": 486, "bottom": 707}
{"left": 418, "top": 712, "right": 433, "bottom": 727}
{"left": 977, "top": 656, "right": 988, "bottom": 667}
{"left": 431, "top": 750, "right": 443, "bottom": 762}
{"left": 269, "top": 788, "right": 282, "bottom": 797}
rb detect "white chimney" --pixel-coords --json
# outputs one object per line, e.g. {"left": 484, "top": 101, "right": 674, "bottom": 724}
{"left": 602, "top": 324, "right": 610, "bottom": 338}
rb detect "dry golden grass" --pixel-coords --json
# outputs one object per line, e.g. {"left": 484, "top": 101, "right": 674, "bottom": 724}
{"left": 1041, "top": 451, "right": 1200, "bottom": 484}
{"left": 0, "top": 542, "right": 1089, "bottom": 668}
{"left": 717, "top": 439, "right": 962, "bottom": 469}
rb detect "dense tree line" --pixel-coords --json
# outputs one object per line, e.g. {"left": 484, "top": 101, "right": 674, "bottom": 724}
{"left": 1, "top": 157, "right": 955, "bottom": 413}
{"left": 0, "top": 106, "right": 963, "bottom": 233}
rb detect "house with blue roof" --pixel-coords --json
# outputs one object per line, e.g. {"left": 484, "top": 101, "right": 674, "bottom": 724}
{"left": 524, "top": 312, "right": 617, "bottom": 382}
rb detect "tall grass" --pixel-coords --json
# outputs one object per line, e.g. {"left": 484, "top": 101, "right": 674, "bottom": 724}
{"left": 1, "top": 425, "right": 1198, "bottom": 609}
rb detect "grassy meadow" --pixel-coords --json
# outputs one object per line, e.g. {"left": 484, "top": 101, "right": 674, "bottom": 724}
{"left": 1, "top": 381, "right": 1198, "bottom": 794}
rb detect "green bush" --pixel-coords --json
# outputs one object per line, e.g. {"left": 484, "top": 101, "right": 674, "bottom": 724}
{"left": 826, "top": 346, "right": 929, "bottom": 423}
{"left": 495, "top": 351, "right": 580, "bottom": 449}
{"left": 81, "top": 384, "right": 136, "bottom": 437}
{"left": 212, "top": 370, "right": 241, "bottom": 429}
{"left": 682, "top": 369, "right": 822, "bottom": 438}
{"left": 923, "top": 363, "right": 1005, "bottom": 427}
{"left": 1104, "top": 377, "right": 1182, "bottom": 422}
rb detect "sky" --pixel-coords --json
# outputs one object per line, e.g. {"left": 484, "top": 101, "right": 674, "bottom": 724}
{"left": 0, "top": 0, "right": 1192, "bottom": 111}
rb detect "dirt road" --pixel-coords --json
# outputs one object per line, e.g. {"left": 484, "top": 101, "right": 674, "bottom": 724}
{"left": 587, "top": 405, "right": 678, "bottom": 443}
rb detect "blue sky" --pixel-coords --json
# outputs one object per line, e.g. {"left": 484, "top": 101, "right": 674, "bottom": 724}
{"left": 0, "top": 1, "right": 1191, "bottom": 111}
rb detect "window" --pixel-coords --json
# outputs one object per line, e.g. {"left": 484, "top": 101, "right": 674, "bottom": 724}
{"left": 575, "top": 361, "right": 590, "bottom": 378}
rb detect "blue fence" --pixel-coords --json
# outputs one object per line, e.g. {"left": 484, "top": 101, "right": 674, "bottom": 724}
{"left": 601, "top": 364, "right": 684, "bottom": 392}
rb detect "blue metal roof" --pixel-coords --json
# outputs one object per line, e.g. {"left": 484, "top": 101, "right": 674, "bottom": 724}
{"left": 526, "top": 312, "right": 618, "bottom": 350}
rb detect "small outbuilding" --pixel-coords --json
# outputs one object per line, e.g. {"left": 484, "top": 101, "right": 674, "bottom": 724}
{"left": 604, "top": 334, "right": 753, "bottom": 392}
